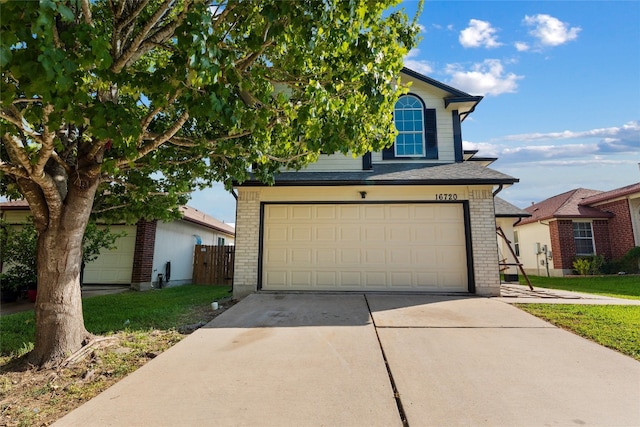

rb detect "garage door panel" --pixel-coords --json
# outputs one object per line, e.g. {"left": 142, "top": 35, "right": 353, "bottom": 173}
{"left": 339, "top": 271, "right": 362, "bottom": 286}
{"left": 365, "top": 248, "right": 386, "bottom": 264}
{"left": 266, "top": 248, "right": 288, "bottom": 264}
{"left": 365, "top": 271, "right": 387, "bottom": 287}
{"left": 262, "top": 204, "right": 468, "bottom": 292}
{"left": 339, "top": 249, "right": 361, "bottom": 264}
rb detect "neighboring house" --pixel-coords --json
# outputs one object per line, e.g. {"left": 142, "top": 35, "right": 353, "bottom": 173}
{"left": 494, "top": 197, "right": 531, "bottom": 282}
{"left": 0, "top": 201, "right": 235, "bottom": 290}
{"left": 514, "top": 183, "right": 640, "bottom": 276}
{"left": 232, "top": 68, "right": 520, "bottom": 299}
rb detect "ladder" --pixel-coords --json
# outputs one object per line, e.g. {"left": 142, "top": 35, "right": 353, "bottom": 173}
{"left": 496, "top": 226, "right": 534, "bottom": 291}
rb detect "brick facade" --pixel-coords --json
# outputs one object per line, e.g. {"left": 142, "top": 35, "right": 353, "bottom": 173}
{"left": 469, "top": 189, "right": 500, "bottom": 296}
{"left": 598, "top": 199, "right": 634, "bottom": 259}
{"left": 592, "top": 219, "right": 612, "bottom": 260}
{"left": 131, "top": 219, "right": 158, "bottom": 291}
{"left": 550, "top": 220, "right": 575, "bottom": 271}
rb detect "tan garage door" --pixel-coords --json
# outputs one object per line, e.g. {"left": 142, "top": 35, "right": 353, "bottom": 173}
{"left": 83, "top": 225, "right": 136, "bottom": 284}
{"left": 262, "top": 203, "right": 468, "bottom": 292}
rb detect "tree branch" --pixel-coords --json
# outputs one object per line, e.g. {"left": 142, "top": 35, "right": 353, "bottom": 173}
{"left": 2, "top": 133, "right": 33, "bottom": 172}
{"left": 80, "top": 0, "right": 93, "bottom": 26}
{"left": 119, "top": 110, "right": 189, "bottom": 167}
{"left": 33, "top": 105, "right": 56, "bottom": 176}
{"left": 111, "top": 0, "right": 191, "bottom": 73}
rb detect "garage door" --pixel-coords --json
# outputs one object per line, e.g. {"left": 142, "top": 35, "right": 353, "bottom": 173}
{"left": 262, "top": 203, "right": 469, "bottom": 292}
{"left": 82, "top": 225, "right": 136, "bottom": 284}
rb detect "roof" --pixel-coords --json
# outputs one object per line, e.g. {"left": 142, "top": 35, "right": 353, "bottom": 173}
{"left": 180, "top": 206, "right": 235, "bottom": 235}
{"left": 0, "top": 200, "right": 234, "bottom": 235}
{"left": 400, "top": 68, "right": 483, "bottom": 121}
{"left": 518, "top": 188, "right": 614, "bottom": 225}
{"left": 0, "top": 199, "right": 29, "bottom": 210}
{"left": 579, "top": 182, "right": 640, "bottom": 206}
{"left": 241, "top": 162, "right": 518, "bottom": 186}
{"left": 494, "top": 197, "right": 531, "bottom": 218}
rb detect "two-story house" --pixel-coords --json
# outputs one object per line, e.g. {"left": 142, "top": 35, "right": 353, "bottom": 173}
{"left": 232, "top": 68, "right": 519, "bottom": 298}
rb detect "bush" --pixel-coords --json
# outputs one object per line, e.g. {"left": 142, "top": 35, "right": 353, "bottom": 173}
{"left": 573, "top": 255, "right": 605, "bottom": 276}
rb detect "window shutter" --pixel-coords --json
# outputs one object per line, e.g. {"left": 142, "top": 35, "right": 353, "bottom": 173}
{"left": 425, "top": 109, "right": 438, "bottom": 159}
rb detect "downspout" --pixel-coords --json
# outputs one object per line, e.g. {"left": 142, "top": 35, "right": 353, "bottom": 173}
{"left": 230, "top": 188, "right": 238, "bottom": 296}
{"left": 492, "top": 184, "right": 504, "bottom": 197}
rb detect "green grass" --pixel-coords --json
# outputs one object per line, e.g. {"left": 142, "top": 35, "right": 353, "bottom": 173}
{"left": 521, "top": 275, "right": 640, "bottom": 300}
{"left": 517, "top": 304, "right": 640, "bottom": 361}
{"left": 0, "top": 285, "right": 231, "bottom": 357}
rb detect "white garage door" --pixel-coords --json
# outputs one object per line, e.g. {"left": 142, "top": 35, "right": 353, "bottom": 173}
{"left": 262, "top": 203, "right": 469, "bottom": 292}
{"left": 83, "top": 225, "right": 136, "bottom": 284}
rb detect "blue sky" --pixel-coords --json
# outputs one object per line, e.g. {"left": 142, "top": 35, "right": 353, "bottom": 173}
{"left": 191, "top": 0, "right": 640, "bottom": 222}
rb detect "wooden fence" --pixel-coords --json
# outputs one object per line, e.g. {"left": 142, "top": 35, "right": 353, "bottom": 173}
{"left": 192, "top": 245, "right": 235, "bottom": 286}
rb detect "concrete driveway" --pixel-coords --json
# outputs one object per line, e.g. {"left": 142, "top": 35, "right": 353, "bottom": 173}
{"left": 55, "top": 293, "right": 640, "bottom": 426}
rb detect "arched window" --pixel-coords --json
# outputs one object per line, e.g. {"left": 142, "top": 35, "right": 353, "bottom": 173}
{"left": 394, "top": 95, "right": 424, "bottom": 156}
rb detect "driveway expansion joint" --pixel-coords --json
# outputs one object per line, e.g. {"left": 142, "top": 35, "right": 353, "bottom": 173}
{"left": 364, "top": 294, "right": 410, "bottom": 427}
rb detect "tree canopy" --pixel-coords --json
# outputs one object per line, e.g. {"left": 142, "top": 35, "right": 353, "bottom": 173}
{"left": 1, "top": 0, "right": 419, "bottom": 223}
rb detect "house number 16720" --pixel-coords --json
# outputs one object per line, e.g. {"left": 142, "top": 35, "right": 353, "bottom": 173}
{"left": 435, "top": 194, "right": 458, "bottom": 201}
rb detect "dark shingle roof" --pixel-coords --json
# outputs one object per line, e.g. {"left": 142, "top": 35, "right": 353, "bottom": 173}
{"left": 243, "top": 162, "right": 518, "bottom": 186}
{"left": 519, "top": 188, "right": 613, "bottom": 225}
{"left": 580, "top": 182, "right": 640, "bottom": 206}
{"left": 494, "top": 197, "right": 531, "bottom": 218}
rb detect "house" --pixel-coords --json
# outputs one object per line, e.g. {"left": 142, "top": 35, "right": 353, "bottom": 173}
{"left": 232, "top": 68, "right": 520, "bottom": 299}
{"left": 0, "top": 201, "right": 235, "bottom": 290}
{"left": 514, "top": 183, "right": 640, "bottom": 276}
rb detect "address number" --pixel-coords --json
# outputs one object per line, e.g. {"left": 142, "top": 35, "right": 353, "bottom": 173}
{"left": 435, "top": 193, "right": 458, "bottom": 201}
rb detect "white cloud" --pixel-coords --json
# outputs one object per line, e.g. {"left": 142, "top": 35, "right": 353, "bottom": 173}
{"left": 404, "top": 49, "right": 433, "bottom": 75}
{"left": 417, "top": 23, "right": 426, "bottom": 34}
{"left": 514, "top": 42, "right": 529, "bottom": 52}
{"left": 502, "top": 121, "right": 640, "bottom": 151}
{"left": 445, "top": 59, "right": 523, "bottom": 96}
{"left": 459, "top": 19, "right": 502, "bottom": 48}
{"left": 464, "top": 122, "right": 640, "bottom": 166}
{"left": 523, "top": 14, "right": 581, "bottom": 47}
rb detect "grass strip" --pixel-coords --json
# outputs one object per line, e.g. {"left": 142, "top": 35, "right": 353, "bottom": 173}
{"left": 516, "top": 304, "right": 640, "bottom": 361}
{"left": 522, "top": 275, "right": 640, "bottom": 300}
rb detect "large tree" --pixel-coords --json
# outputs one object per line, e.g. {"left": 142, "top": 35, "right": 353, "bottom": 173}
{"left": 0, "top": 0, "right": 418, "bottom": 366}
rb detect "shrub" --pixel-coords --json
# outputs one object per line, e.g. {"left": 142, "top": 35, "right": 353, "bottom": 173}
{"left": 573, "top": 255, "right": 605, "bottom": 276}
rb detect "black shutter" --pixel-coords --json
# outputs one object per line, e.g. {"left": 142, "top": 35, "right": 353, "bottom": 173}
{"left": 425, "top": 109, "right": 438, "bottom": 159}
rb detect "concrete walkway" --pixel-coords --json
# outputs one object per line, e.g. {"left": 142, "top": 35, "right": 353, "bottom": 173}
{"left": 54, "top": 293, "right": 640, "bottom": 427}
{"left": 496, "top": 283, "right": 640, "bottom": 304}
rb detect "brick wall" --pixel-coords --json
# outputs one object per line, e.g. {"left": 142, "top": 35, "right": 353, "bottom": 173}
{"left": 233, "top": 190, "right": 261, "bottom": 299}
{"left": 597, "top": 200, "right": 634, "bottom": 259}
{"left": 550, "top": 220, "right": 575, "bottom": 270}
{"left": 131, "top": 219, "right": 157, "bottom": 291}
{"left": 469, "top": 189, "right": 500, "bottom": 296}
{"left": 592, "top": 219, "right": 612, "bottom": 260}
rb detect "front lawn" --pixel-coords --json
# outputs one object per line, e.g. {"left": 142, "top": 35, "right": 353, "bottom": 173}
{"left": 521, "top": 274, "right": 640, "bottom": 300}
{"left": 0, "top": 285, "right": 232, "bottom": 426}
{"left": 516, "top": 304, "right": 640, "bottom": 361}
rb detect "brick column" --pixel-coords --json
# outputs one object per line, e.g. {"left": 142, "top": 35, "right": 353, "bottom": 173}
{"left": 469, "top": 189, "right": 500, "bottom": 296}
{"left": 233, "top": 190, "right": 261, "bottom": 299}
{"left": 592, "top": 220, "right": 611, "bottom": 260}
{"left": 550, "top": 220, "right": 575, "bottom": 273}
{"left": 600, "top": 200, "right": 634, "bottom": 259}
{"left": 131, "top": 219, "right": 158, "bottom": 291}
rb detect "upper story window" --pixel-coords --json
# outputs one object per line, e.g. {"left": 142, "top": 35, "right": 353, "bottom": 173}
{"left": 573, "top": 222, "right": 595, "bottom": 255}
{"left": 383, "top": 94, "right": 438, "bottom": 160}
{"left": 394, "top": 95, "right": 424, "bottom": 157}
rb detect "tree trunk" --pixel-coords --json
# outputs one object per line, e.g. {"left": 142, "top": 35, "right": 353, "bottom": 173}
{"left": 29, "top": 185, "right": 98, "bottom": 366}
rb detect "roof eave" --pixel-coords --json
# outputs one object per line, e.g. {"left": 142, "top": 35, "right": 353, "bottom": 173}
{"left": 236, "top": 178, "right": 519, "bottom": 187}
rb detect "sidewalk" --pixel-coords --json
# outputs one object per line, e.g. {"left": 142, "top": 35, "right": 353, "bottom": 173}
{"left": 494, "top": 283, "right": 640, "bottom": 305}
